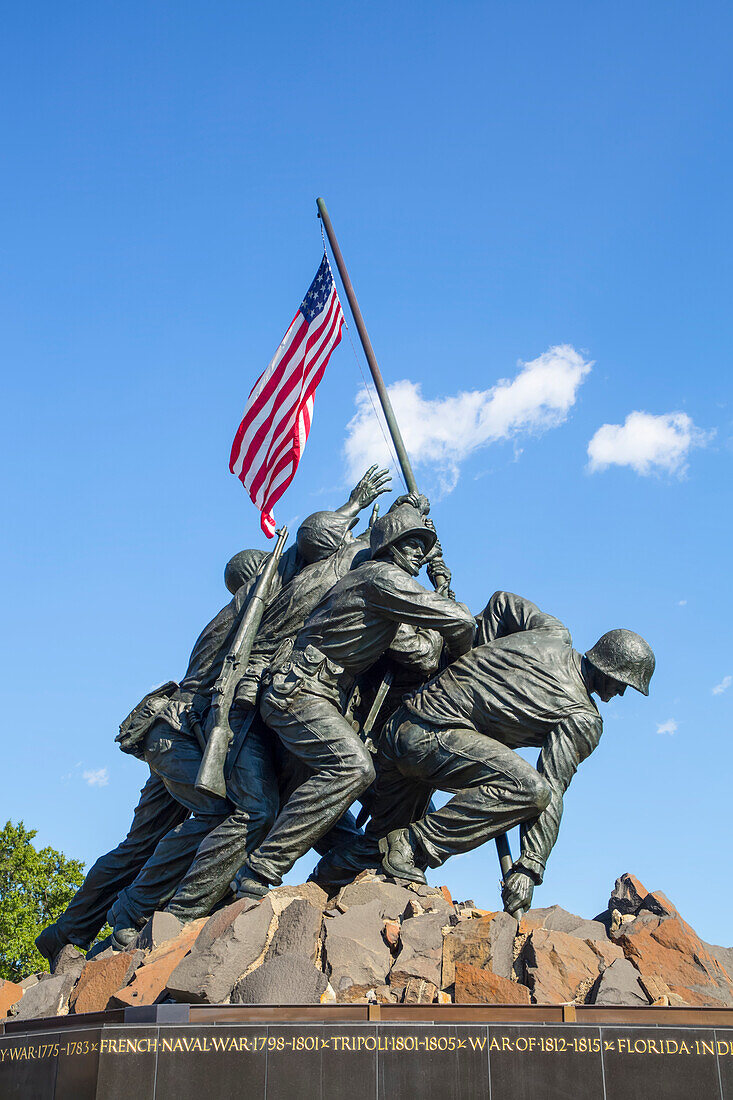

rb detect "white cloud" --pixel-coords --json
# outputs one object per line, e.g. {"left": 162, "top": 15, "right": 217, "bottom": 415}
{"left": 344, "top": 344, "right": 592, "bottom": 492}
{"left": 587, "top": 411, "right": 710, "bottom": 477}
{"left": 677, "top": 599, "right": 687, "bottom": 606}
{"left": 713, "top": 675, "right": 732, "bottom": 696}
{"left": 656, "top": 719, "right": 678, "bottom": 736}
{"left": 83, "top": 767, "right": 109, "bottom": 787}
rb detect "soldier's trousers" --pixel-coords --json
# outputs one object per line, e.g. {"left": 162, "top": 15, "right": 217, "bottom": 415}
{"left": 111, "top": 715, "right": 277, "bottom": 928}
{"left": 317, "top": 706, "right": 551, "bottom": 876}
{"left": 49, "top": 772, "right": 188, "bottom": 949}
{"left": 374, "top": 707, "right": 551, "bottom": 865}
{"left": 247, "top": 687, "right": 375, "bottom": 886}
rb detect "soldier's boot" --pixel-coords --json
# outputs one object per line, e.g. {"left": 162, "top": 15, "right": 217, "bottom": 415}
{"left": 35, "top": 924, "right": 67, "bottom": 968}
{"left": 230, "top": 866, "right": 271, "bottom": 901}
{"left": 378, "top": 828, "right": 427, "bottom": 885}
{"left": 106, "top": 899, "right": 142, "bottom": 950}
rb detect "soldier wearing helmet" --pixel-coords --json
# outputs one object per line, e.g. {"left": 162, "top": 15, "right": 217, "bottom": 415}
{"left": 315, "top": 590, "right": 654, "bottom": 912}
{"left": 232, "top": 503, "right": 476, "bottom": 901}
{"left": 89, "top": 467, "right": 392, "bottom": 948}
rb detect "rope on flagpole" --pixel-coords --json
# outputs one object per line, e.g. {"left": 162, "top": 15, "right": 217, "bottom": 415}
{"left": 319, "top": 219, "right": 407, "bottom": 492}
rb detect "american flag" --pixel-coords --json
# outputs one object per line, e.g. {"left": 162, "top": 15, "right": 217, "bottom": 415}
{"left": 229, "top": 254, "right": 345, "bottom": 537}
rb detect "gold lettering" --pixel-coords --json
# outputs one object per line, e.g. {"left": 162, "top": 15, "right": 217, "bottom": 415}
{"left": 699, "top": 1041, "right": 715, "bottom": 1056}
{"left": 717, "top": 1041, "right": 730, "bottom": 1056}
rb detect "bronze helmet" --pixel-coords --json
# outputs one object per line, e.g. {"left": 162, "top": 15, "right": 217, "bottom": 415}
{"left": 585, "top": 630, "right": 656, "bottom": 695}
{"left": 369, "top": 504, "right": 436, "bottom": 560}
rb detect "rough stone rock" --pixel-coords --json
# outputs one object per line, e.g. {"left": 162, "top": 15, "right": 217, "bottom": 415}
{"left": 323, "top": 899, "right": 393, "bottom": 1002}
{"left": 455, "top": 964, "right": 531, "bottom": 1005}
{"left": 232, "top": 955, "right": 328, "bottom": 1005}
{"left": 437, "top": 990, "right": 452, "bottom": 1005}
{"left": 336, "top": 878, "right": 415, "bottom": 920}
{"left": 109, "top": 921, "right": 206, "bottom": 1009}
{"left": 14, "top": 972, "right": 78, "bottom": 1020}
{"left": 390, "top": 912, "right": 446, "bottom": 994}
{"left": 522, "top": 906, "right": 608, "bottom": 943}
{"left": 20, "top": 973, "right": 42, "bottom": 989}
{"left": 402, "top": 978, "right": 438, "bottom": 1004}
{"left": 612, "top": 908, "right": 733, "bottom": 1007}
{"left": 86, "top": 936, "right": 116, "bottom": 961}
{"left": 51, "top": 945, "right": 86, "bottom": 979}
{"left": 640, "top": 890, "right": 677, "bottom": 918}
{"left": 269, "top": 881, "right": 331, "bottom": 911}
{"left": 406, "top": 883, "right": 455, "bottom": 917}
{"left": 71, "top": 950, "right": 143, "bottom": 1014}
{"left": 0, "top": 979, "right": 23, "bottom": 1018}
{"left": 265, "top": 898, "right": 322, "bottom": 965}
{"left": 705, "top": 942, "right": 733, "bottom": 981}
{"left": 522, "top": 928, "right": 603, "bottom": 1004}
{"left": 166, "top": 897, "right": 275, "bottom": 1004}
{"left": 584, "top": 938, "right": 624, "bottom": 970}
{"left": 590, "top": 958, "right": 648, "bottom": 1006}
{"left": 383, "top": 919, "right": 400, "bottom": 951}
{"left": 638, "top": 973, "right": 672, "bottom": 1003}
{"left": 135, "top": 911, "right": 183, "bottom": 952}
{"left": 609, "top": 873, "right": 649, "bottom": 916}
{"left": 442, "top": 911, "right": 517, "bottom": 989}
{"left": 368, "top": 985, "right": 398, "bottom": 1004}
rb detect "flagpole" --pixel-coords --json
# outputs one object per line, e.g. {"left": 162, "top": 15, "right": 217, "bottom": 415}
{"left": 317, "top": 197, "right": 521, "bottom": 915}
{"left": 316, "top": 197, "right": 418, "bottom": 495}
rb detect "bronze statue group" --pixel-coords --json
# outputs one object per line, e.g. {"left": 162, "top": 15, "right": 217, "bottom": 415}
{"left": 36, "top": 466, "right": 655, "bottom": 966}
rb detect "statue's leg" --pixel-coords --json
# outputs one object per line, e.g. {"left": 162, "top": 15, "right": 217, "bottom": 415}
{"left": 109, "top": 722, "right": 231, "bottom": 934}
{"left": 400, "top": 723, "right": 551, "bottom": 868}
{"left": 243, "top": 688, "right": 375, "bottom": 887}
{"left": 38, "top": 771, "right": 188, "bottom": 958}
{"left": 164, "top": 720, "right": 279, "bottom": 922}
{"left": 309, "top": 708, "right": 433, "bottom": 887}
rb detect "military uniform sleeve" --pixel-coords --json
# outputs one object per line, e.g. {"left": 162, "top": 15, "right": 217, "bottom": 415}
{"left": 475, "top": 591, "right": 571, "bottom": 647}
{"left": 516, "top": 712, "right": 602, "bottom": 883}
{"left": 387, "top": 623, "right": 443, "bottom": 679}
{"left": 368, "top": 566, "right": 476, "bottom": 658}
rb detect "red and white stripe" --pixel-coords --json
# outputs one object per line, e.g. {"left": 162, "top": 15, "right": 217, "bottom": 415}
{"left": 229, "top": 281, "right": 345, "bottom": 537}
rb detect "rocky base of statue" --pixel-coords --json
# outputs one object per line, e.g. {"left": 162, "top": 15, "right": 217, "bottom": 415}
{"left": 3, "top": 872, "right": 732, "bottom": 1022}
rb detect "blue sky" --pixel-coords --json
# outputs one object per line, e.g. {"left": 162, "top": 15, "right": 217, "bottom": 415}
{"left": 2, "top": 2, "right": 731, "bottom": 943}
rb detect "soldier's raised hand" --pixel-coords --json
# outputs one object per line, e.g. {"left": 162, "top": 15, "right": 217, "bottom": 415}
{"left": 350, "top": 465, "right": 392, "bottom": 509}
{"left": 391, "top": 490, "right": 431, "bottom": 515}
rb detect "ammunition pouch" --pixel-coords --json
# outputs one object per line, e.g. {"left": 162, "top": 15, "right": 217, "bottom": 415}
{"left": 266, "top": 644, "right": 349, "bottom": 711}
{"left": 115, "top": 681, "right": 179, "bottom": 760}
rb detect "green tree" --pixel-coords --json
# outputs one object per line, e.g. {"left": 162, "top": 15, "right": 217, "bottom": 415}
{"left": 0, "top": 821, "right": 85, "bottom": 982}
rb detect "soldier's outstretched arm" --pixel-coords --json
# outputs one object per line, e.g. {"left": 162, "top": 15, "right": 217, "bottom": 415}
{"left": 503, "top": 713, "right": 602, "bottom": 915}
{"left": 475, "top": 591, "right": 570, "bottom": 647}
{"left": 369, "top": 567, "right": 476, "bottom": 658}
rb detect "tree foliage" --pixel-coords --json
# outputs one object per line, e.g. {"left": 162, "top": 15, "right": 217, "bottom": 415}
{"left": 0, "top": 821, "right": 85, "bottom": 982}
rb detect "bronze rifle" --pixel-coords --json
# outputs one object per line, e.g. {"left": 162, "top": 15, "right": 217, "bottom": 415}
{"left": 195, "top": 526, "right": 288, "bottom": 797}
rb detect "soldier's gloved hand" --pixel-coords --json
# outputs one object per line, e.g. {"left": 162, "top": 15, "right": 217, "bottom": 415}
{"left": 502, "top": 870, "right": 535, "bottom": 918}
{"left": 391, "top": 491, "right": 431, "bottom": 516}
{"left": 350, "top": 465, "right": 392, "bottom": 509}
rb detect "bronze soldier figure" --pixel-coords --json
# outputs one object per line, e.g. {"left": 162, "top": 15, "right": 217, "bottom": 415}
{"left": 106, "top": 469, "right": 391, "bottom": 944}
{"left": 232, "top": 504, "right": 476, "bottom": 901}
{"left": 314, "top": 591, "right": 654, "bottom": 915}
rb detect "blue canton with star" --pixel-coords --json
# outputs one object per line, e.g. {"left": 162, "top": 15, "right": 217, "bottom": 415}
{"left": 299, "top": 254, "right": 335, "bottom": 323}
